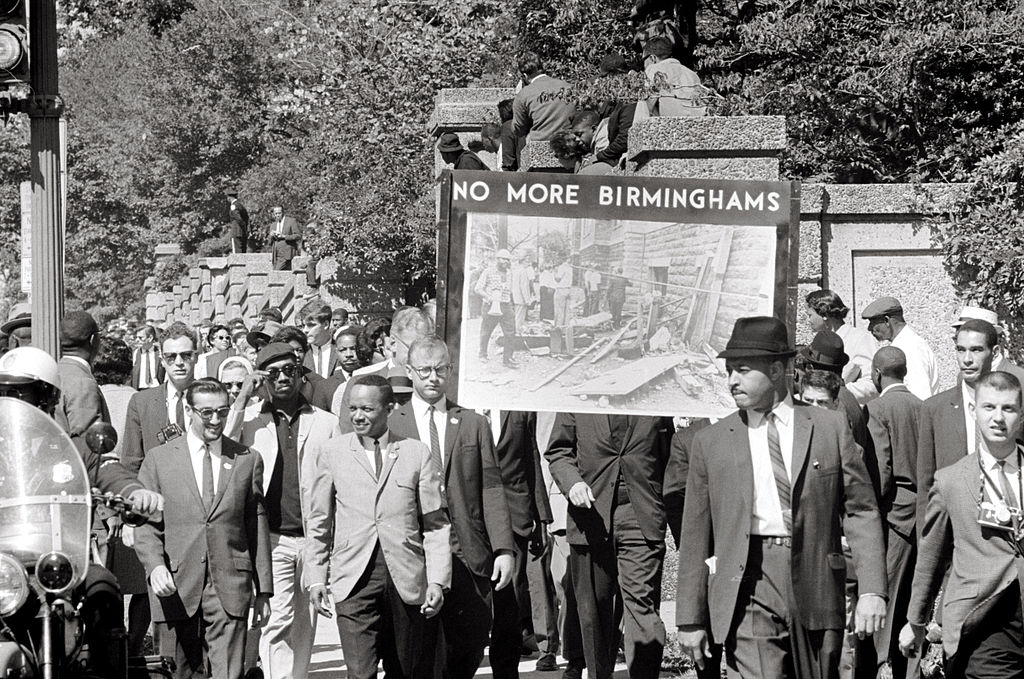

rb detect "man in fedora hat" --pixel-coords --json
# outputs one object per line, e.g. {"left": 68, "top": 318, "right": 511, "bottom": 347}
{"left": 438, "top": 132, "right": 489, "bottom": 171}
{"left": 861, "top": 296, "right": 938, "bottom": 400}
{"left": 676, "top": 316, "right": 887, "bottom": 679}
{"left": 1, "top": 301, "right": 31, "bottom": 353}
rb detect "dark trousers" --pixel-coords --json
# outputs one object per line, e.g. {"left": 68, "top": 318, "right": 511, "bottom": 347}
{"left": 162, "top": 569, "right": 248, "bottom": 679}
{"left": 479, "top": 303, "right": 515, "bottom": 361}
{"left": 306, "top": 258, "right": 319, "bottom": 287}
{"left": 863, "top": 525, "right": 919, "bottom": 679}
{"left": 491, "top": 534, "right": 531, "bottom": 679}
{"left": 335, "top": 545, "right": 438, "bottom": 679}
{"left": 440, "top": 557, "right": 493, "bottom": 679}
{"left": 529, "top": 537, "right": 559, "bottom": 655}
{"left": 726, "top": 539, "right": 842, "bottom": 679}
{"left": 609, "top": 297, "right": 625, "bottom": 328}
{"left": 569, "top": 501, "right": 666, "bottom": 679}
{"left": 949, "top": 581, "right": 1024, "bottom": 678}
{"left": 231, "top": 236, "right": 246, "bottom": 254}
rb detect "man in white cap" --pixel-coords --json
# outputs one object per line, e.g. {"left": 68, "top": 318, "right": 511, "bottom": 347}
{"left": 952, "top": 305, "right": 1024, "bottom": 383}
{"left": 861, "top": 296, "right": 939, "bottom": 400}
{"left": 474, "top": 248, "right": 518, "bottom": 368}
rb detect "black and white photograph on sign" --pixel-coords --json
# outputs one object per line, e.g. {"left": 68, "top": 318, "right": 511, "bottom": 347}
{"left": 458, "top": 211, "right": 778, "bottom": 418}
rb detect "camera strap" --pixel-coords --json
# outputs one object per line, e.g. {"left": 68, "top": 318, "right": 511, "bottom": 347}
{"left": 977, "top": 448, "right": 1024, "bottom": 554}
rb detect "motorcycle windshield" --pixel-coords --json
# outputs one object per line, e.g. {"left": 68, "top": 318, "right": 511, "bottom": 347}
{"left": 0, "top": 397, "right": 91, "bottom": 589}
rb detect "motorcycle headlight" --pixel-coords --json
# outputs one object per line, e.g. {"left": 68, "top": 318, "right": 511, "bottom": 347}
{"left": 0, "top": 554, "right": 29, "bottom": 616}
{"left": 35, "top": 552, "right": 75, "bottom": 594}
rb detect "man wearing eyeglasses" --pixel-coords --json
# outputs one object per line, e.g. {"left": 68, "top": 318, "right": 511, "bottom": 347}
{"left": 120, "top": 320, "right": 199, "bottom": 656}
{"left": 228, "top": 342, "right": 338, "bottom": 679}
{"left": 134, "top": 378, "right": 273, "bottom": 679}
{"left": 389, "top": 336, "right": 516, "bottom": 679}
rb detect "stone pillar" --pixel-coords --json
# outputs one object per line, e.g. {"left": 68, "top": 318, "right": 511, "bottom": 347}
{"left": 188, "top": 268, "right": 202, "bottom": 325}
{"left": 627, "top": 116, "right": 786, "bottom": 180}
{"left": 429, "top": 87, "right": 515, "bottom": 177}
{"left": 226, "top": 254, "right": 272, "bottom": 322}
{"left": 519, "top": 140, "right": 572, "bottom": 173}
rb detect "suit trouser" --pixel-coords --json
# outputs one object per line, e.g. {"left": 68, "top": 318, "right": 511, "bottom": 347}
{"left": 163, "top": 568, "right": 248, "bottom": 679}
{"left": 514, "top": 304, "right": 529, "bottom": 336}
{"left": 528, "top": 533, "right": 559, "bottom": 655}
{"left": 726, "top": 538, "right": 842, "bottom": 679}
{"left": 550, "top": 530, "right": 584, "bottom": 664}
{"left": 866, "top": 525, "right": 919, "bottom": 679}
{"left": 609, "top": 297, "right": 625, "bottom": 328}
{"left": 569, "top": 501, "right": 665, "bottom": 679}
{"left": 948, "top": 581, "right": 1024, "bottom": 679}
{"left": 231, "top": 237, "right": 246, "bottom": 254}
{"left": 259, "top": 533, "right": 315, "bottom": 679}
{"left": 440, "top": 556, "right": 493, "bottom": 679}
{"left": 335, "top": 545, "right": 438, "bottom": 679}
{"left": 553, "top": 289, "right": 572, "bottom": 328}
{"left": 491, "top": 533, "right": 531, "bottom": 679}
{"left": 479, "top": 304, "right": 515, "bottom": 361}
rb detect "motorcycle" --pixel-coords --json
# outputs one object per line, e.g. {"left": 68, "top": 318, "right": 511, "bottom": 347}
{"left": 0, "top": 397, "right": 170, "bottom": 678}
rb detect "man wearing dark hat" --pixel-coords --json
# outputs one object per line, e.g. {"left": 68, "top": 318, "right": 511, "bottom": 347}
{"left": 861, "top": 296, "right": 938, "bottom": 400}
{"left": 55, "top": 310, "right": 111, "bottom": 445}
{"left": 225, "top": 187, "right": 250, "bottom": 254}
{"left": 438, "top": 132, "right": 490, "bottom": 171}
{"left": 677, "top": 316, "right": 887, "bottom": 679}
{"left": 1, "top": 301, "right": 31, "bottom": 352}
{"left": 227, "top": 341, "right": 336, "bottom": 679}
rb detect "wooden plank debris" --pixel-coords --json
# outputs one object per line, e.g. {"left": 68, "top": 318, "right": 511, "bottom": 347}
{"left": 528, "top": 337, "right": 610, "bottom": 392}
{"left": 569, "top": 355, "right": 685, "bottom": 396}
{"left": 590, "top": 317, "right": 638, "bottom": 364}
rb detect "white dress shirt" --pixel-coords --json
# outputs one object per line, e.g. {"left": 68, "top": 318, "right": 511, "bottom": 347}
{"left": 891, "top": 324, "right": 940, "bottom": 400}
{"left": 962, "top": 381, "right": 978, "bottom": 455}
{"left": 411, "top": 394, "right": 447, "bottom": 464}
{"left": 745, "top": 396, "right": 796, "bottom": 536}
{"left": 836, "top": 323, "right": 880, "bottom": 405}
{"left": 476, "top": 408, "right": 503, "bottom": 446}
{"left": 359, "top": 431, "right": 390, "bottom": 473}
{"left": 136, "top": 348, "right": 161, "bottom": 388}
{"left": 978, "top": 443, "right": 1023, "bottom": 508}
{"left": 166, "top": 382, "right": 190, "bottom": 430}
{"left": 312, "top": 342, "right": 332, "bottom": 379}
{"left": 186, "top": 429, "right": 223, "bottom": 501}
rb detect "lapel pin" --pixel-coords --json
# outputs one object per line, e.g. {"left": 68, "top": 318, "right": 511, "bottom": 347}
{"left": 450, "top": 417, "right": 459, "bottom": 424}
{"left": 812, "top": 459, "right": 820, "bottom": 469}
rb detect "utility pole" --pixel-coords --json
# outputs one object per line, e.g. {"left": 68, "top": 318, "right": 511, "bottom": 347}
{"left": 27, "top": 0, "right": 63, "bottom": 356}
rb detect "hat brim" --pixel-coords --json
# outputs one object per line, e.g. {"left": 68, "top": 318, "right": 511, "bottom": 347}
{"left": 717, "top": 348, "right": 797, "bottom": 360}
{"left": 246, "top": 331, "right": 270, "bottom": 347}
{"left": 0, "top": 316, "right": 30, "bottom": 335}
{"left": 798, "top": 347, "right": 849, "bottom": 369}
{"left": 438, "top": 145, "right": 463, "bottom": 153}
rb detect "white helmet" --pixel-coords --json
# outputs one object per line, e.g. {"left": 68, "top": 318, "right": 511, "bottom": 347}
{"left": 0, "top": 346, "right": 61, "bottom": 391}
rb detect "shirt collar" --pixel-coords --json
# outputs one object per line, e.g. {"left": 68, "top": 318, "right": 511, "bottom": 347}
{"left": 166, "top": 380, "right": 185, "bottom": 400}
{"left": 261, "top": 394, "right": 312, "bottom": 417}
{"left": 411, "top": 393, "right": 446, "bottom": 418}
{"left": 186, "top": 429, "right": 221, "bottom": 457}
{"left": 961, "top": 380, "right": 975, "bottom": 406}
{"left": 64, "top": 355, "right": 92, "bottom": 372}
{"left": 879, "top": 383, "right": 904, "bottom": 397}
{"left": 978, "top": 441, "right": 1023, "bottom": 474}
{"left": 359, "top": 431, "right": 390, "bottom": 451}
{"left": 747, "top": 394, "right": 794, "bottom": 427}
{"left": 528, "top": 73, "right": 548, "bottom": 84}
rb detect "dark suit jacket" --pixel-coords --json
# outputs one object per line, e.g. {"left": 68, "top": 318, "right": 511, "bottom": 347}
{"left": 303, "top": 344, "right": 343, "bottom": 379}
{"left": 55, "top": 357, "right": 110, "bottom": 440}
{"left": 454, "top": 150, "right": 489, "bottom": 171}
{"left": 122, "top": 385, "right": 173, "bottom": 474}
{"left": 595, "top": 101, "right": 637, "bottom": 167}
{"left": 664, "top": 418, "right": 712, "bottom": 545}
{"left": 268, "top": 215, "right": 302, "bottom": 265}
{"left": 499, "top": 120, "right": 519, "bottom": 171}
{"left": 301, "top": 372, "right": 337, "bottom": 412}
{"left": 908, "top": 452, "right": 1024, "bottom": 658}
{"left": 134, "top": 436, "right": 272, "bottom": 622}
{"left": 205, "top": 348, "right": 236, "bottom": 380}
{"left": 545, "top": 414, "right": 678, "bottom": 546}
{"left": 494, "top": 411, "right": 552, "bottom": 536}
{"left": 228, "top": 199, "right": 249, "bottom": 238}
{"left": 916, "top": 386, "right": 967, "bottom": 526}
{"left": 676, "top": 404, "right": 886, "bottom": 642}
{"left": 130, "top": 348, "right": 165, "bottom": 390}
{"left": 389, "top": 400, "right": 515, "bottom": 577}
{"left": 865, "top": 384, "right": 923, "bottom": 537}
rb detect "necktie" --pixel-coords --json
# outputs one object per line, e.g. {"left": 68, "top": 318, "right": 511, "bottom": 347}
{"left": 997, "top": 460, "right": 1019, "bottom": 510}
{"left": 175, "top": 392, "right": 185, "bottom": 429}
{"left": 201, "top": 444, "right": 215, "bottom": 513}
{"left": 374, "top": 439, "right": 383, "bottom": 479}
{"left": 428, "top": 406, "right": 443, "bottom": 475}
{"left": 766, "top": 413, "right": 792, "bottom": 533}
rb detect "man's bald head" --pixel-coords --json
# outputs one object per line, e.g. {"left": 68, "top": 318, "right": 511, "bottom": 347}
{"left": 872, "top": 345, "right": 907, "bottom": 392}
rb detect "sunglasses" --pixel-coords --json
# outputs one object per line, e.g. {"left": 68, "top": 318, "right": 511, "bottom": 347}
{"left": 266, "top": 364, "right": 302, "bottom": 380}
{"left": 223, "top": 381, "right": 246, "bottom": 391}
{"left": 191, "top": 406, "right": 232, "bottom": 421}
{"left": 409, "top": 365, "right": 451, "bottom": 379}
{"left": 162, "top": 351, "right": 196, "bottom": 364}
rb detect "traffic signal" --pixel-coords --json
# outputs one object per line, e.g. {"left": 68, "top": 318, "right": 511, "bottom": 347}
{"left": 0, "top": 0, "right": 29, "bottom": 104}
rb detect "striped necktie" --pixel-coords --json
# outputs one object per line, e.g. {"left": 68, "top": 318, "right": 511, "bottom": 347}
{"left": 766, "top": 412, "right": 792, "bottom": 533}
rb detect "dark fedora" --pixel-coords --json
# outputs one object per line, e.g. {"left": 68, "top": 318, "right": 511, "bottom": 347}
{"left": 800, "top": 331, "right": 849, "bottom": 373}
{"left": 718, "top": 316, "right": 796, "bottom": 359}
{"left": 437, "top": 132, "right": 464, "bottom": 153}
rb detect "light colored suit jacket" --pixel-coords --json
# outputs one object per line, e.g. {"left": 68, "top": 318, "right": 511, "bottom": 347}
{"left": 226, "top": 399, "right": 338, "bottom": 535}
{"left": 676, "top": 404, "right": 886, "bottom": 642}
{"left": 55, "top": 356, "right": 110, "bottom": 439}
{"left": 908, "top": 452, "right": 1024, "bottom": 658}
{"left": 304, "top": 432, "right": 451, "bottom": 604}
{"left": 134, "top": 436, "right": 273, "bottom": 622}
{"left": 512, "top": 74, "right": 575, "bottom": 141}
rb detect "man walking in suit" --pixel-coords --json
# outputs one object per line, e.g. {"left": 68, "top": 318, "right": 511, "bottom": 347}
{"left": 300, "top": 300, "right": 342, "bottom": 379}
{"left": 134, "top": 378, "right": 273, "bottom": 678}
{"left": 900, "top": 371, "right": 1024, "bottom": 675}
{"left": 227, "top": 342, "right": 337, "bottom": 679}
{"left": 917, "top": 318, "right": 1002, "bottom": 525}
{"left": 677, "top": 316, "right": 887, "bottom": 679}
{"left": 132, "top": 324, "right": 165, "bottom": 390}
{"left": 389, "top": 337, "right": 516, "bottom": 679}
{"left": 267, "top": 206, "right": 302, "bottom": 271}
{"left": 487, "top": 410, "right": 553, "bottom": 679}
{"left": 54, "top": 310, "right": 110, "bottom": 444}
{"left": 334, "top": 326, "right": 361, "bottom": 382}
{"left": 863, "top": 347, "right": 923, "bottom": 679}
{"left": 307, "top": 375, "right": 451, "bottom": 679}
{"left": 512, "top": 52, "right": 574, "bottom": 141}
{"left": 226, "top": 187, "right": 250, "bottom": 254}
{"left": 545, "top": 412, "right": 679, "bottom": 679}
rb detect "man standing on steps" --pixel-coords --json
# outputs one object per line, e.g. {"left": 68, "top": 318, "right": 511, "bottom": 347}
{"left": 388, "top": 337, "right": 516, "bottom": 679}
{"left": 267, "top": 205, "right": 302, "bottom": 271}
{"left": 226, "top": 187, "right": 250, "bottom": 253}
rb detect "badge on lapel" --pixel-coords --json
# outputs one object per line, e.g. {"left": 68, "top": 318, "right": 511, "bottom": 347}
{"left": 812, "top": 459, "right": 820, "bottom": 469}
{"left": 223, "top": 462, "right": 233, "bottom": 470}
{"left": 450, "top": 417, "right": 459, "bottom": 425}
